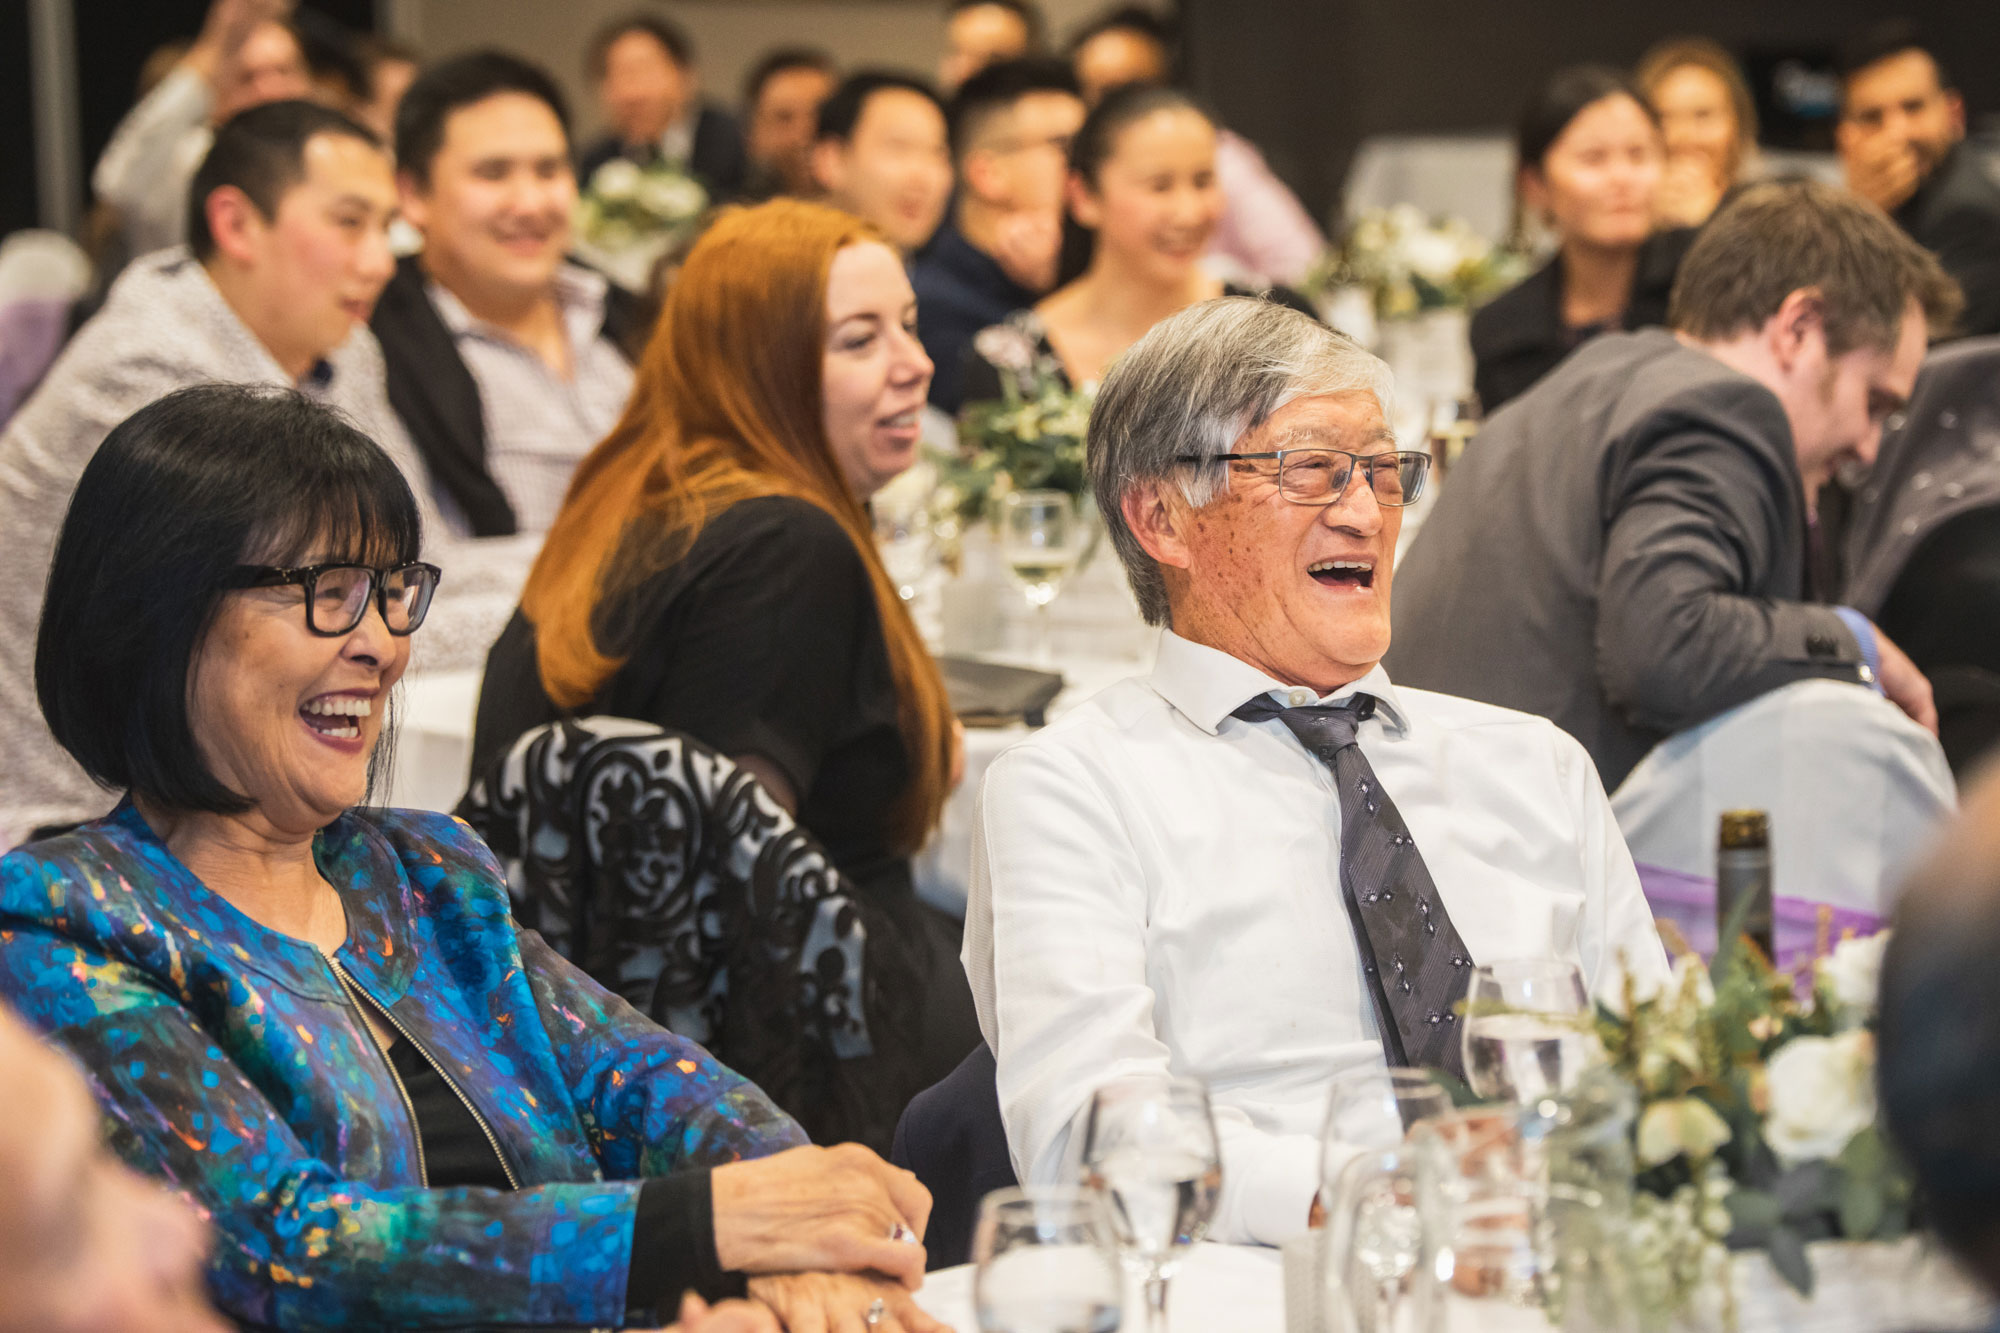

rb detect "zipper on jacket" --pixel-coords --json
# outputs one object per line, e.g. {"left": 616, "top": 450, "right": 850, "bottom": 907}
{"left": 323, "top": 954, "right": 521, "bottom": 1192}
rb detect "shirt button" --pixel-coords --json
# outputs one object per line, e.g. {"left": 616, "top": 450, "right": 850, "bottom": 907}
{"left": 1287, "top": 687, "right": 1316, "bottom": 707}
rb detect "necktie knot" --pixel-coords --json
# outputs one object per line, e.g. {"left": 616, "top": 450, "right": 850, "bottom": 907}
{"left": 1231, "top": 692, "right": 1377, "bottom": 755}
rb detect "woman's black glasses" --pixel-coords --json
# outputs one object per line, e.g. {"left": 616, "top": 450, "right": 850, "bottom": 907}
{"left": 227, "top": 562, "right": 442, "bottom": 636}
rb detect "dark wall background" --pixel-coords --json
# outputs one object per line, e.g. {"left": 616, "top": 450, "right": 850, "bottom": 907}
{"left": 2, "top": 5, "right": 38, "bottom": 237}
{"left": 1181, "top": 0, "right": 2000, "bottom": 228}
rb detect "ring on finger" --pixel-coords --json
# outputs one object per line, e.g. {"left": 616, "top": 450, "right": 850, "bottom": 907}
{"left": 865, "top": 1297, "right": 887, "bottom": 1327}
{"left": 889, "top": 1221, "right": 919, "bottom": 1244}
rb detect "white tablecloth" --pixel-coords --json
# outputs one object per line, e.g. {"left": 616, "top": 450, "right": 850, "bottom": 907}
{"left": 916, "top": 1242, "right": 1284, "bottom": 1332}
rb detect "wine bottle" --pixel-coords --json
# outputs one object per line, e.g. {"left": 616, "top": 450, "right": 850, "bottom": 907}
{"left": 1716, "top": 810, "right": 1774, "bottom": 959}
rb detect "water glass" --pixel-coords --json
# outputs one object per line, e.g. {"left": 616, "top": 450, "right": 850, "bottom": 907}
{"left": 1322, "top": 1145, "right": 1438, "bottom": 1333}
{"left": 1000, "top": 489, "right": 1080, "bottom": 664}
{"left": 1080, "top": 1075, "right": 1222, "bottom": 1333}
{"left": 974, "top": 1185, "right": 1125, "bottom": 1333}
{"left": 1460, "top": 960, "right": 1602, "bottom": 1106}
{"left": 873, "top": 504, "right": 936, "bottom": 602}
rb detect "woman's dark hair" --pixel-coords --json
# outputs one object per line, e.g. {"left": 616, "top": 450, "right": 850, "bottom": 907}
{"left": 1515, "top": 64, "right": 1658, "bottom": 173}
{"left": 36, "top": 385, "right": 423, "bottom": 815}
{"left": 1056, "top": 83, "right": 1209, "bottom": 285}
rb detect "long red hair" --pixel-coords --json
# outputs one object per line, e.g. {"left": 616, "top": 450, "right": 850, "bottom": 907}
{"left": 520, "top": 199, "right": 952, "bottom": 852}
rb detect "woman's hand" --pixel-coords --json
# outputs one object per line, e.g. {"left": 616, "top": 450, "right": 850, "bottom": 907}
{"left": 948, "top": 718, "right": 967, "bottom": 791}
{"left": 655, "top": 1292, "right": 783, "bottom": 1333}
{"left": 747, "top": 1273, "right": 952, "bottom": 1333}
{"left": 712, "top": 1144, "right": 932, "bottom": 1288}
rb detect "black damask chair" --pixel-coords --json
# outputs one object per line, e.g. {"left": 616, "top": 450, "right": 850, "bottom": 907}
{"left": 458, "top": 717, "right": 926, "bottom": 1152}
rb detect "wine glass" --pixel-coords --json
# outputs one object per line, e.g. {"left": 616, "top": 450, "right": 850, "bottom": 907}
{"left": 873, "top": 503, "right": 936, "bottom": 602}
{"left": 1000, "top": 489, "right": 1080, "bottom": 665}
{"left": 973, "top": 1186, "right": 1125, "bottom": 1333}
{"left": 1079, "top": 1075, "right": 1222, "bottom": 1333}
{"left": 1320, "top": 1066, "right": 1453, "bottom": 1210}
{"left": 1323, "top": 1146, "right": 1439, "bottom": 1333}
{"left": 1460, "top": 960, "right": 1602, "bottom": 1107}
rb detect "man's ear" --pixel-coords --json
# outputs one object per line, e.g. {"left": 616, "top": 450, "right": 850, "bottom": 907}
{"left": 1766, "top": 286, "right": 1828, "bottom": 374}
{"left": 1065, "top": 171, "right": 1102, "bottom": 230}
{"left": 1946, "top": 89, "right": 1967, "bottom": 138}
{"left": 1122, "top": 479, "right": 1193, "bottom": 572}
{"left": 394, "top": 170, "right": 430, "bottom": 234}
{"left": 961, "top": 146, "right": 1006, "bottom": 207}
{"left": 810, "top": 139, "right": 843, "bottom": 195}
{"left": 202, "top": 185, "right": 265, "bottom": 267}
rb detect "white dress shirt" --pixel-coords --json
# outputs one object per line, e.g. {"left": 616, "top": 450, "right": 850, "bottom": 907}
{"left": 964, "top": 630, "right": 1669, "bottom": 1248}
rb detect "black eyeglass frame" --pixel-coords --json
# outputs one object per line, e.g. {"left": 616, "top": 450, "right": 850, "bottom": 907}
{"left": 225, "top": 561, "right": 443, "bottom": 637}
{"left": 1173, "top": 448, "right": 1432, "bottom": 508}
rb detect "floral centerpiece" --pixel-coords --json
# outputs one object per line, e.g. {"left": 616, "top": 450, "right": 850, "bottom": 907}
{"left": 935, "top": 318, "right": 1096, "bottom": 528}
{"left": 1598, "top": 921, "right": 1914, "bottom": 1324}
{"left": 573, "top": 158, "right": 709, "bottom": 292}
{"left": 1305, "top": 204, "right": 1525, "bottom": 322}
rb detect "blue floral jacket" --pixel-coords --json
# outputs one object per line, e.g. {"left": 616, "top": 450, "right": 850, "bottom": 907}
{"left": 0, "top": 803, "right": 806, "bottom": 1330}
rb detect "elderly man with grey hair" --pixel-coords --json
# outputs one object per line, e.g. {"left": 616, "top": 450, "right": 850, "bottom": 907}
{"left": 962, "top": 296, "right": 1668, "bottom": 1247}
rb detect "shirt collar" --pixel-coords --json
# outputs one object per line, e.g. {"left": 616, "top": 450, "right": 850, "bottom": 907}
{"left": 427, "top": 261, "right": 608, "bottom": 344}
{"left": 1148, "top": 628, "right": 1410, "bottom": 736}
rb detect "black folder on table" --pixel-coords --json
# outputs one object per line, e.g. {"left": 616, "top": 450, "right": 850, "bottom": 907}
{"left": 939, "top": 655, "right": 1065, "bottom": 727}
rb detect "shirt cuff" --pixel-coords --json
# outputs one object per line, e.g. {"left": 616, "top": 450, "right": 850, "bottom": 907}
{"left": 1225, "top": 1131, "right": 1322, "bottom": 1247}
{"left": 1832, "top": 607, "right": 1884, "bottom": 693}
{"left": 625, "top": 1169, "right": 745, "bottom": 1324}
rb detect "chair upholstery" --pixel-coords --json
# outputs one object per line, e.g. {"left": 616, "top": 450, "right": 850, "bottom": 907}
{"left": 890, "top": 1042, "right": 1017, "bottom": 1270}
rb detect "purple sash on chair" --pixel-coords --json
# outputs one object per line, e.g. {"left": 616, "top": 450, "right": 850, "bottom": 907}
{"left": 1637, "top": 863, "right": 1886, "bottom": 975}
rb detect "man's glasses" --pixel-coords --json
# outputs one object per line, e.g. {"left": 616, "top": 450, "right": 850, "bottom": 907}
{"left": 1175, "top": 448, "right": 1432, "bottom": 508}
{"left": 227, "top": 562, "right": 442, "bottom": 636}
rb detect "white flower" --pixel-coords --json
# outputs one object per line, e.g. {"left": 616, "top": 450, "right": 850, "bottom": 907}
{"left": 590, "top": 158, "right": 643, "bottom": 201}
{"left": 974, "top": 324, "right": 1038, "bottom": 374}
{"left": 1636, "top": 1096, "right": 1733, "bottom": 1167}
{"left": 1818, "top": 931, "right": 1890, "bottom": 1026}
{"left": 639, "top": 172, "right": 706, "bottom": 222}
{"left": 1763, "top": 1030, "right": 1877, "bottom": 1166}
{"left": 1403, "top": 228, "right": 1463, "bottom": 285}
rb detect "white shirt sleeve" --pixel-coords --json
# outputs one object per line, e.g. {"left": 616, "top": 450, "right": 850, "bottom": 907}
{"left": 967, "top": 738, "right": 1321, "bottom": 1248}
{"left": 93, "top": 66, "right": 211, "bottom": 210}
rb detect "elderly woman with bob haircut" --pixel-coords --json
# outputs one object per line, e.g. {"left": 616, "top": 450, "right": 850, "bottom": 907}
{"left": 0, "top": 385, "right": 945, "bottom": 1333}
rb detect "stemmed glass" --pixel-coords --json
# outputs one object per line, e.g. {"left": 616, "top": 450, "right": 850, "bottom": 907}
{"left": 1079, "top": 1075, "right": 1222, "bottom": 1333}
{"left": 1460, "top": 959, "right": 1603, "bottom": 1107}
{"left": 1000, "top": 489, "right": 1083, "bottom": 665}
{"left": 1317, "top": 1067, "right": 1453, "bottom": 1333}
{"left": 973, "top": 1185, "right": 1125, "bottom": 1333}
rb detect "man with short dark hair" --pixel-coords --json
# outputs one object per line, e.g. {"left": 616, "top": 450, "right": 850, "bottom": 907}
{"left": 741, "top": 48, "right": 838, "bottom": 200}
{"left": 372, "top": 52, "right": 645, "bottom": 537}
{"left": 912, "top": 57, "right": 1083, "bottom": 411}
{"left": 1836, "top": 21, "right": 2000, "bottom": 338}
{"left": 576, "top": 12, "right": 746, "bottom": 200}
{"left": 812, "top": 72, "right": 954, "bottom": 256}
{"left": 0, "top": 101, "right": 433, "bottom": 840}
{"left": 1390, "top": 181, "right": 1962, "bottom": 790}
{"left": 940, "top": 0, "right": 1044, "bottom": 93}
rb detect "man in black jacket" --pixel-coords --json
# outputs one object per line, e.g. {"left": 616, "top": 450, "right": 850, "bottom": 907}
{"left": 373, "top": 53, "right": 646, "bottom": 538}
{"left": 575, "top": 13, "right": 746, "bottom": 202}
{"left": 1390, "top": 181, "right": 1959, "bottom": 790}
{"left": 1837, "top": 22, "right": 2000, "bottom": 339}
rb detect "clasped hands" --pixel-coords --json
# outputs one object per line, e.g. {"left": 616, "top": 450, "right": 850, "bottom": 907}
{"left": 668, "top": 1144, "right": 950, "bottom": 1333}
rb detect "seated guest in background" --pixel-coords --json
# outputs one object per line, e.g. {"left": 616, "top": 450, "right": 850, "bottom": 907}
{"left": 811, "top": 72, "right": 955, "bottom": 256}
{"left": 1065, "top": 7, "right": 1323, "bottom": 287}
{"left": 372, "top": 53, "right": 644, "bottom": 539}
{"left": 741, "top": 48, "right": 838, "bottom": 200}
{"left": 93, "top": 0, "right": 312, "bottom": 261}
{"left": 1635, "top": 37, "right": 1759, "bottom": 228}
{"left": 1836, "top": 21, "right": 2000, "bottom": 338}
{"left": 1, "top": 384, "right": 942, "bottom": 1333}
{"left": 1880, "top": 771, "right": 2000, "bottom": 1305}
{"left": 939, "top": 0, "right": 1043, "bottom": 93}
{"left": 961, "top": 85, "right": 1313, "bottom": 402}
{"left": 914, "top": 57, "right": 1084, "bottom": 412}
{"left": 474, "top": 200, "right": 979, "bottom": 1090}
{"left": 1392, "top": 182, "right": 1959, "bottom": 792}
{"left": 0, "top": 100, "right": 440, "bottom": 846}
{"left": 578, "top": 12, "right": 747, "bottom": 201}
{"left": 353, "top": 33, "right": 420, "bottom": 142}
{"left": 0, "top": 1001, "right": 224, "bottom": 1333}
{"left": 967, "top": 297, "right": 1669, "bottom": 1247}
{"left": 1472, "top": 66, "right": 1692, "bottom": 414}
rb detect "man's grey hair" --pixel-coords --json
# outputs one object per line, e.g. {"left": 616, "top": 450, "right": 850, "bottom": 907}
{"left": 1088, "top": 296, "right": 1397, "bottom": 625}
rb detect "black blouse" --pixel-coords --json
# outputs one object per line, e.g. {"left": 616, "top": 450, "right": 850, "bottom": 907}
{"left": 1469, "top": 227, "right": 1697, "bottom": 415}
{"left": 472, "top": 494, "right": 910, "bottom": 898}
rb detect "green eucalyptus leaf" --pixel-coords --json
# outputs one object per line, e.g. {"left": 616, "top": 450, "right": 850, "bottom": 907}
{"left": 1766, "top": 1225, "right": 1815, "bottom": 1297}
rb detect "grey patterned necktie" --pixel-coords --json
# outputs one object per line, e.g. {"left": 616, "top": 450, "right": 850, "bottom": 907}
{"left": 1232, "top": 692, "right": 1473, "bottom": 1077}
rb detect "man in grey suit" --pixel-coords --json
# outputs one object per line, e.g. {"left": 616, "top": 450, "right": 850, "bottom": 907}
{"left": 1389, "top": 181, "right": 1959, "bottom": 790}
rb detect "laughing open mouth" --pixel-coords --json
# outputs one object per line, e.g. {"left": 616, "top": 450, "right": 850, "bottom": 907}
{"left": 1308, "top": 559, "right": 1375, "bottom": 589}
{"left": 301, "top": 695, "right": 372, "bottom": 740}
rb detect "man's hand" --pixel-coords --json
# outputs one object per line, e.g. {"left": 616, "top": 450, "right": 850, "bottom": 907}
{"left": 747, "top": 1273, "right": 952, "bottom": 1333}
{"left": 1873, "top": 624, "right": 1938, "bottom": 734}
{"left": 187, "top": 0, "right": 290, "bottom": 88}
{"left": 1841, "top": 131, "right": 1923, "bottom": 212}
{"left": 654, "top": 1292, "right": 782, "bottom": 1333}
{"left": 711, "top": 1144, "right": 932, "bottom": 1289}
{"left": 989, "top": 210, "right": 1063, "bottom": 294}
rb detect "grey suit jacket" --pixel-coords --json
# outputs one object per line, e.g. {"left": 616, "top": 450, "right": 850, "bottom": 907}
{"left": 1388, "top": 328, "right": 1869, "bottom": 790}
